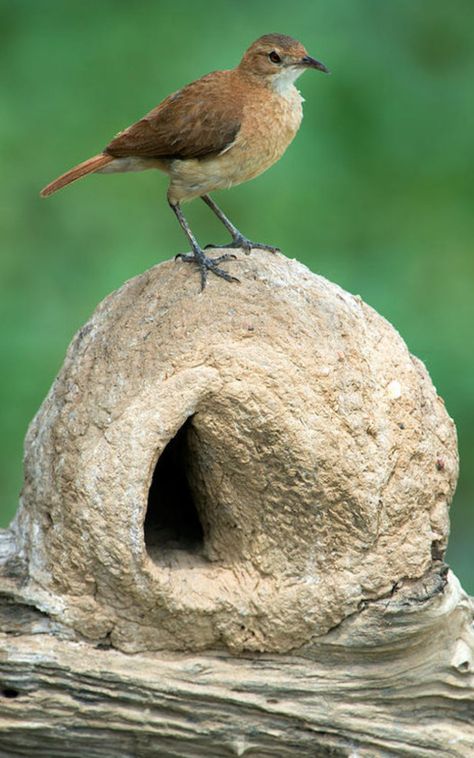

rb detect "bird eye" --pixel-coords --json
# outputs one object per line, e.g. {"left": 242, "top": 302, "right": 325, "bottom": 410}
{"left": 269, "top": 51, "right": 281, "bottom": 64}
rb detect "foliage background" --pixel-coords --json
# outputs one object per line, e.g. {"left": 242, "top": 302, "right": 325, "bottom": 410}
{"left": 1, "top": 0, "right": 473, "bottom": 590}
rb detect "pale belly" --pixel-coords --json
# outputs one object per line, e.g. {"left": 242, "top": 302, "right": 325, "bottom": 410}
{"left": 167, "top": 88, "right": 303, "bottom": 203}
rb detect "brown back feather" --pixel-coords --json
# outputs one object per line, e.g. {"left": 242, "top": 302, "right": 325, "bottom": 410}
{"left": 105, "top": 70, "right": 244, "bottom": 161}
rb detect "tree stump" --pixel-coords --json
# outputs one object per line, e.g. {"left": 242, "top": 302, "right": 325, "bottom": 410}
{"left": 0, "top": 251, "right": 472, "bottom": 756}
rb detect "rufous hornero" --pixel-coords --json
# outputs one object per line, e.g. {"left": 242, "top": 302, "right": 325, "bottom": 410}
{"left": 41, "top": 34, "right": 329, "bottom": 290}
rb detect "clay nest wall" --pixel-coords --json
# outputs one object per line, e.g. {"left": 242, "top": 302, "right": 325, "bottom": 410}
{"left": 11, "top": 251, "right": 458, "bottom": 653}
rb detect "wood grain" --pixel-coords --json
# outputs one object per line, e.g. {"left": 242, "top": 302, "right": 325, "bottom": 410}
{"left": 0, "top": 535, "right": 472, "bottom": 757}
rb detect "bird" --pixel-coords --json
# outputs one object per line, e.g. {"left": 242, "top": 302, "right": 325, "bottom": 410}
{"left": 40, "top": 33, "right": 329, "bottom": 289}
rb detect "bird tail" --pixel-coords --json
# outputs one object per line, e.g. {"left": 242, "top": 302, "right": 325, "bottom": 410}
{"left": 40, "top": 153, "right": 114, "bottom": 197}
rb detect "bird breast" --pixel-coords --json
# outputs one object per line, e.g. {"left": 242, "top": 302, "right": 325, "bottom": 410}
{"left": 167, "top": 85, "right": 303, "bottom": 203}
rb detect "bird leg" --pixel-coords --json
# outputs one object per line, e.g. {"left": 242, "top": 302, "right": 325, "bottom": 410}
{"left": 169, "top": 201, "right": 239, "bottom": 290}
{"left": 201, "top": 194, "right": 280, "bottom": 255}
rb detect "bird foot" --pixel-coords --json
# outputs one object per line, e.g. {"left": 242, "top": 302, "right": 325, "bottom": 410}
{"left": 206, "top": 236, "right": 280, "bottom": 256}
{"left": 175, "top": 248, "right": 240, "bottom": 290}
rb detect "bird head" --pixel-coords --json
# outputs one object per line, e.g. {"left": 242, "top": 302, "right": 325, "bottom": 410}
{"left": 238, "top": 34, "right": 329, "bottom": 90}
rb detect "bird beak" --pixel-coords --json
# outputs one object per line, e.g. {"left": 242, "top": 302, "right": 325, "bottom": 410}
{"left": 301, "top": 55, "right": 330, "bottom": 74}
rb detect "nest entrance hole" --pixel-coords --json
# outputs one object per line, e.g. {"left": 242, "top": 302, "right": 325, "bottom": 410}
{"left": 144, "top": 418, "right": 205, "bottom": 561}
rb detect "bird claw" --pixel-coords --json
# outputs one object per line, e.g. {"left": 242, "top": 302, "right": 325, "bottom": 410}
{"left": 175, "top": 248, "right": 240, "bottom": 290}
{"left": 200, "top": 249, "right": 238, "bottom": 264}
{"left": 206, "top": 237, "right": 280, "bottom": 256}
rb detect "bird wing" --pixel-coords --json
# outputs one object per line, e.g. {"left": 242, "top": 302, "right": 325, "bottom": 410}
{"left": 105, "top": 71, "right": 243, "bottom": 161}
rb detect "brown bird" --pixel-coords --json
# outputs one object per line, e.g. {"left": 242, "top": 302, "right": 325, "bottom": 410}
{"left": 41, "top": 33, "right": 329, "bottom": 289}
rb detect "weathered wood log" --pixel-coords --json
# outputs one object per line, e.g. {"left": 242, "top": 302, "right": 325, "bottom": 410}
{"left": 0, "top": 554, "right": 472, "bottom": 757}
{"left": 0, "top": 252, "right": 472, "bottom": 756}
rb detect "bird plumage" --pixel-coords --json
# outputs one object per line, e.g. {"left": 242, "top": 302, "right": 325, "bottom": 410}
{"left": 40, "top": 153, "right": 114, "bottom": 198}
{"left": 106, "top": 71, "right": 244, "bottom": 162}
{"left": 40, "top": 33, "right": 329, "bottom": 288}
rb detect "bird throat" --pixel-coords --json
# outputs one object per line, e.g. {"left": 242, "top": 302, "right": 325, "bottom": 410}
{"left": 270, "top": 67, "right": 305, "bottom": 101}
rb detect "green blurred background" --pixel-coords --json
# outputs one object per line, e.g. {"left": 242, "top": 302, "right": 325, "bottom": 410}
{"left": 1, "top": 0, "right": 473, "bottom": 589}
